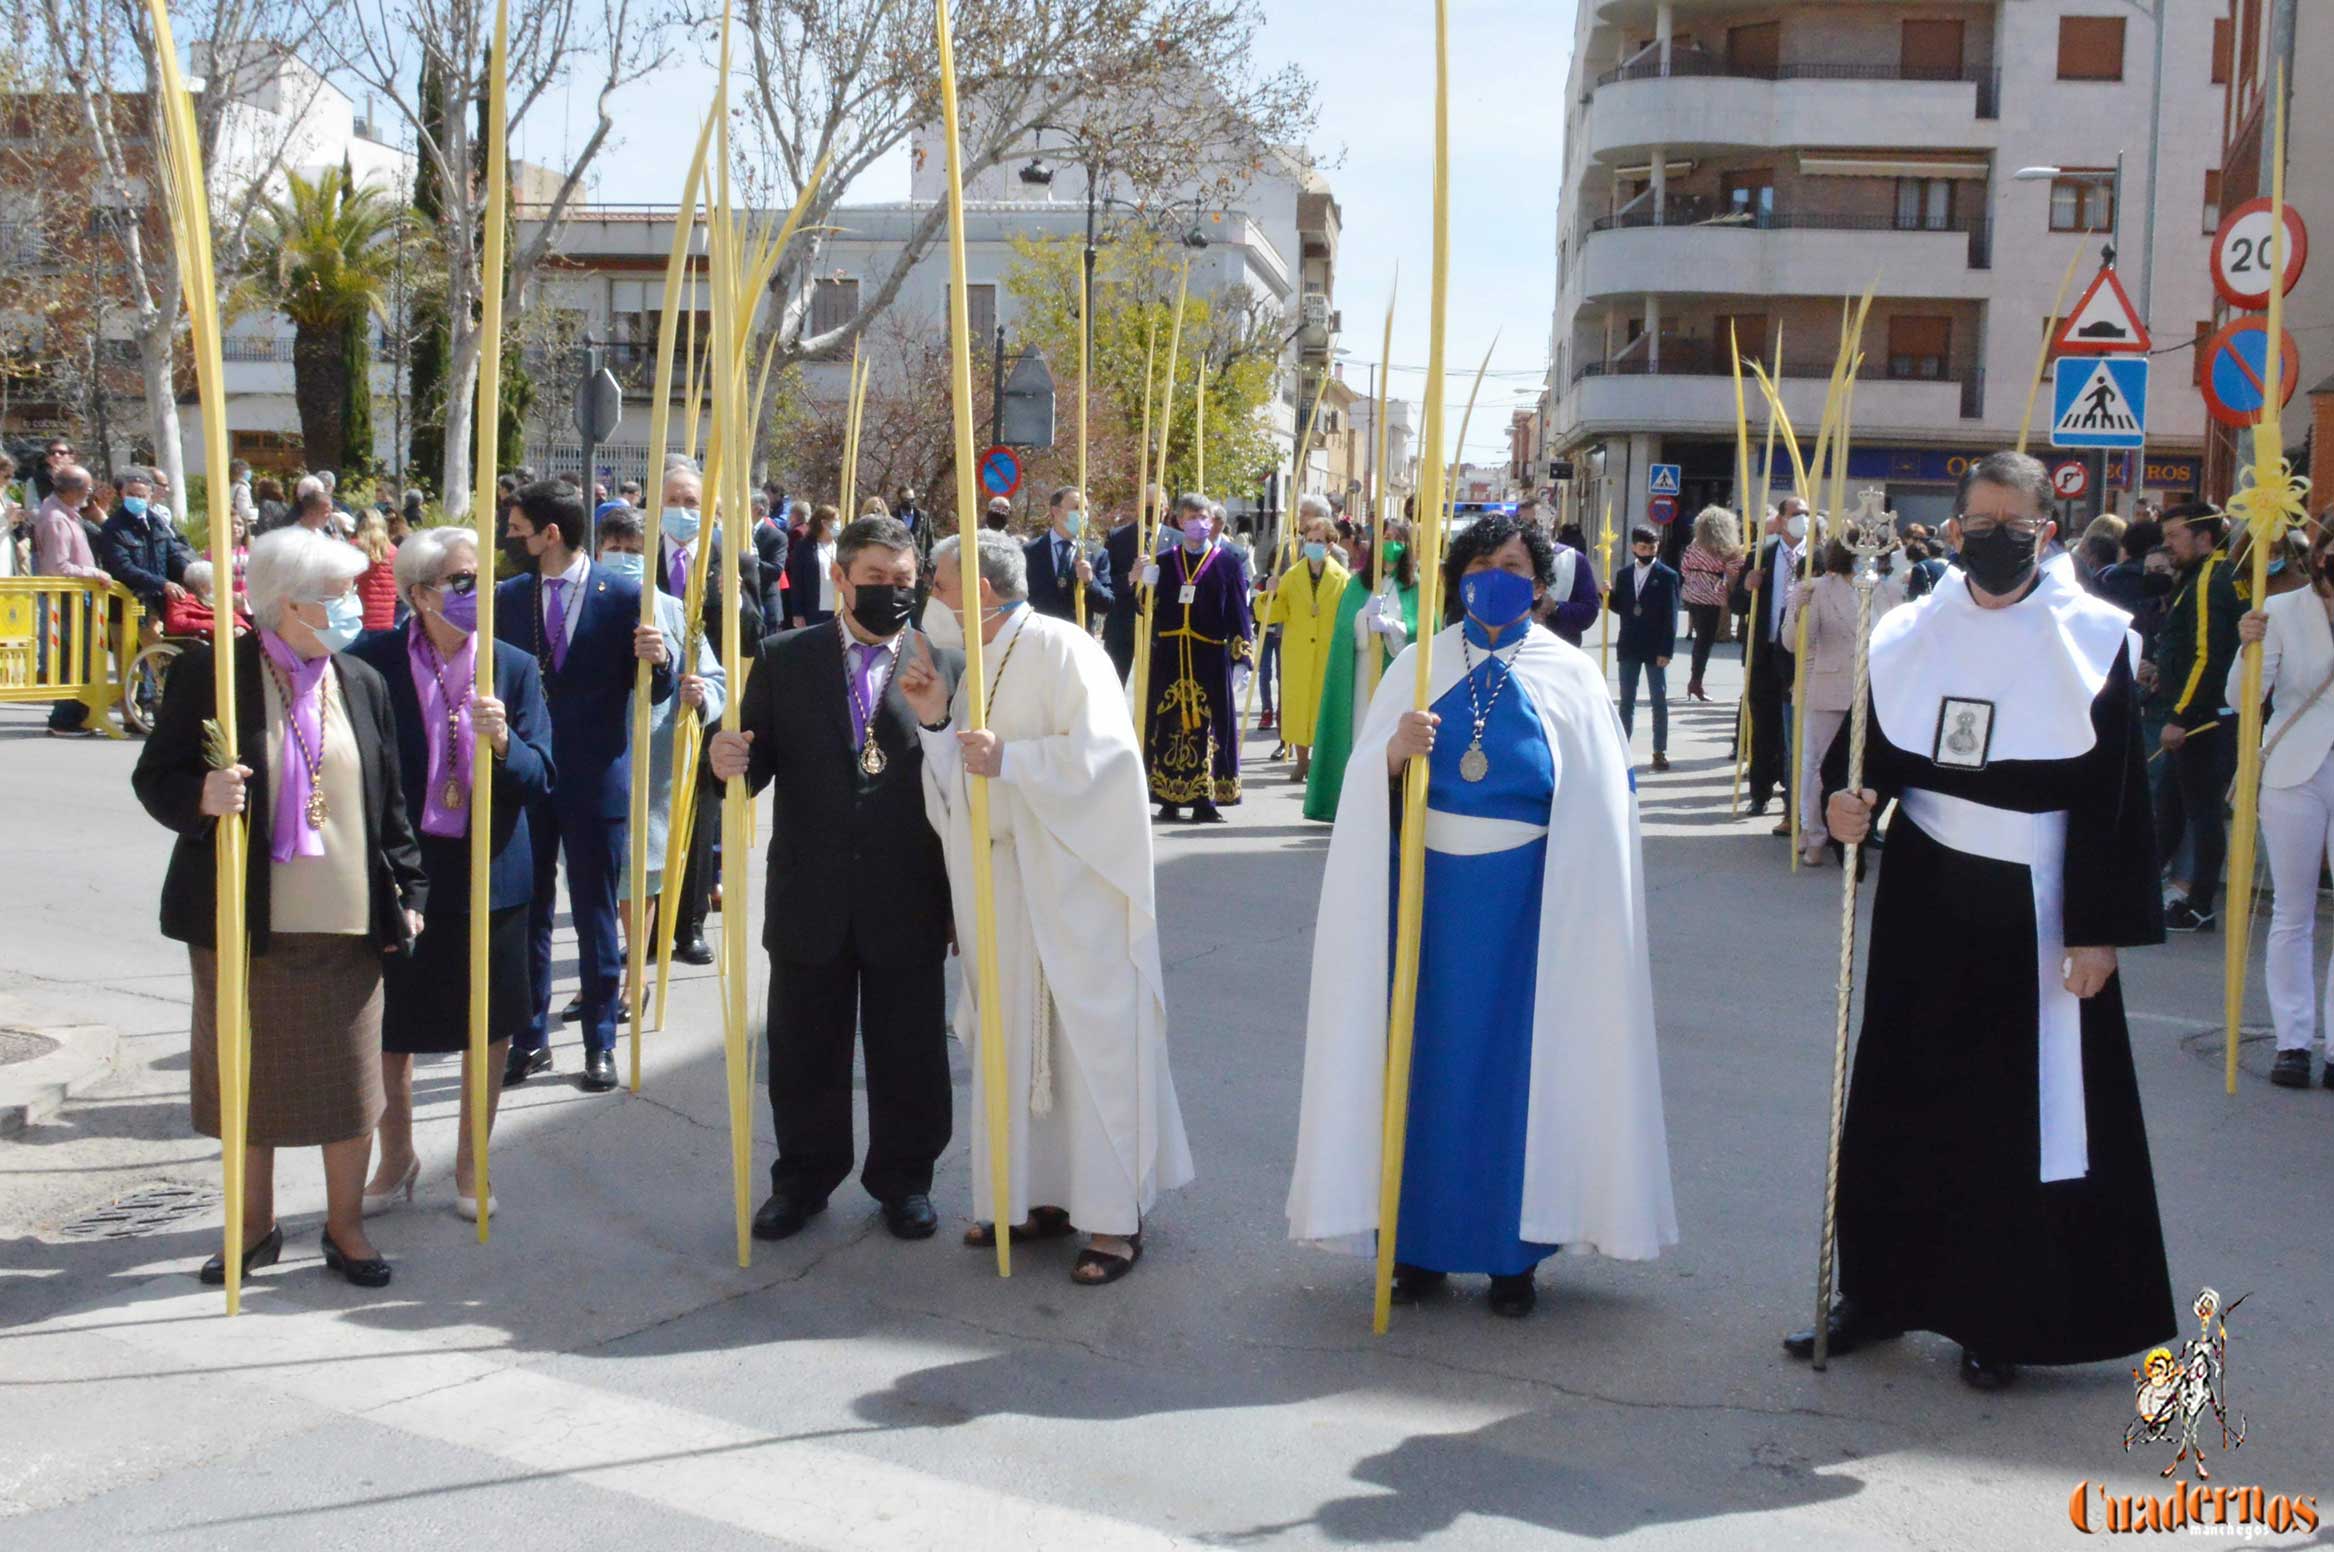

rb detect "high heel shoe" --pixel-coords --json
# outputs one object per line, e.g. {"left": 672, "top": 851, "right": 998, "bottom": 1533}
{"left": 320, "top": 1229, "right": 393, "bottom": 1288}
{"left": 362, "top": 1157, "right": 419, "bottom": 1217}
{"left": 453, "top": 1191, "right": 498, "bottom": 1222}
{"left": 199, "top": 1222, "right": 283, "bottom": 1285}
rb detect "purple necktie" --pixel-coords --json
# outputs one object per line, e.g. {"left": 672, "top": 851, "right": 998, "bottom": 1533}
{"left": 669, "top": 546, "right": 689, "bottom": 597}
{"left": 847, "top": 641, "right": 882, "bottom": 749}
{"left": 544, "top": 578, "right": 569, "bottom": 672}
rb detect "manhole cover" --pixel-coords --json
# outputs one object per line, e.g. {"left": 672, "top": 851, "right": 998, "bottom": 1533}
{"left": 55, "top": 1181, "right": 220, "bottom": 1241}
{"left": 0, "top": 1029, "right": 58, "bottom": 1067}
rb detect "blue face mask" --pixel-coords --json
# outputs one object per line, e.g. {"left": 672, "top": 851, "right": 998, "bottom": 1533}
{"left": 1460, "top": 568, "right": 1535, "bottom": 629}
{"left": 1303, "top": 541, "right": 1328, "bottom": 564}
{"left": 315, "top": 592, "right": 364, "bottom": 653}
{"left": 1060, "top": 508, "right": 1085, "bottom": 536}
{"left": 120, "top": 495, "right": 149, "bottom": 518}
{"left": 660, "top": 507, "right": 702, "bottom": 546}
{"left": 598, "top": 551, "right": 646, "bottom": 583}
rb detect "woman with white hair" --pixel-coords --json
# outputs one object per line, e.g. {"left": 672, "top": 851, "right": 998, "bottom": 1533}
{"left": 134, "top": 526, "right": 429, "bottom": 1289}
{"left": 347, "top": 525, "right": 554, "bottom": 1220}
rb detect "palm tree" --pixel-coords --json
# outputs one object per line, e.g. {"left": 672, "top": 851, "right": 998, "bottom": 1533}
{"left": 239, "top": 167, "right": 411, "bottom": 477}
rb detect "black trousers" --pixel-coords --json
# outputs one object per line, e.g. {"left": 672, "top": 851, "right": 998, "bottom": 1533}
{"left": 1686, "top": 602, "right": 1723, "bottom": 687}
{"left": 1745, "top": 634, "right": 1794, "bottom": 807}
{"left": 2154, "top": 722, "right": 2233, "bottom": 912}
{"left": 766, "top": 946, "right": 951, "bottom": 1204}
{"left": 673, "top": 778, "right": 716, "bottom": 942}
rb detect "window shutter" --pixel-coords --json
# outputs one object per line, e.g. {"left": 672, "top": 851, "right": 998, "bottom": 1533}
{"left": 2057, "top": 16, "right": 2126, "bottom": 81}
{"left": 2211, "top": 18, "right": 2233, "bottom": 84}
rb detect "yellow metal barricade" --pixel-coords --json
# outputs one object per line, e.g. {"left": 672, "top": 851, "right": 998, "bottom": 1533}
{"left": 0, "top": 578, "right": 136, "bottom": 737}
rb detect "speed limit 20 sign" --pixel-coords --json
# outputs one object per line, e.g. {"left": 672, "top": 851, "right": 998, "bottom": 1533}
{"left": 2211, "top": 199, "right": 2309, "bottom": 310}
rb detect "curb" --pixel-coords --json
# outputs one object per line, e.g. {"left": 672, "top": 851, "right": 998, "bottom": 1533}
{"left": 0, "top": 1020, "right": 122, "bottom": 1139}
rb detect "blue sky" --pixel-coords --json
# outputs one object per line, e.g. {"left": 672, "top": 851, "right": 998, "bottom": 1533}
{"left": 548, "top": 0, "right": 1574, "bottom": 464}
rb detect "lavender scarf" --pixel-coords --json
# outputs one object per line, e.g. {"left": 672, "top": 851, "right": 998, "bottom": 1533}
{"left": 257, "top": 628, "right": 328, "bottom": 863}
{"left": 405, "top": 621, "right": 477, "bottom": 839}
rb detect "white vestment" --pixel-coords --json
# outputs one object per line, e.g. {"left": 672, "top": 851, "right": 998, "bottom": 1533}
{"left": 922, "top": 608, "right": 1194, "bottom": 1235}
{"left": 1286, "top": 622, "right": 1678, "bottom": 1260}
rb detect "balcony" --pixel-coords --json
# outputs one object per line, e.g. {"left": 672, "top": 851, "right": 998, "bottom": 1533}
{"left": 1561, "top": 358, "right": 1976, "bottom": 441}
{"left": 1585, "top": 53, "right": 1998, "bottom": 159}
{"left": 1577, "top": 205, "right": 1990, "bottom": 303}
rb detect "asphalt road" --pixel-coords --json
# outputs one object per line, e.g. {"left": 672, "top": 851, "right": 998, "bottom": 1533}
{"left": 2, "top": 645, "right": 2329, "bottom": 1551}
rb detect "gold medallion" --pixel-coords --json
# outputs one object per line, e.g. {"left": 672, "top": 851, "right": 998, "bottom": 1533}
{"left": 1459, "top": 742, "right": 1490, "bottom": 783}
{"left": 305, "top": 789, "right": 329, "bottom": 829}
{"left": 860, "top": 738, "right": 887, "bottom": 776}
{"left": 443, "top": 778, "right": 468, "bottom": 810}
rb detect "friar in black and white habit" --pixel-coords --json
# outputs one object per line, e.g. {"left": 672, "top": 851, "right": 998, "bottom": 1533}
{"left": 1787, "top": 451, "right": 2177, "bottom": 1392}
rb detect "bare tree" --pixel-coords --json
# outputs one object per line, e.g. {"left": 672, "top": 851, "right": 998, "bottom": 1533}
{"left": 313, "top": 0, "right": 686, "bottom": 516}
{"left": 738, "top": 0, "right": 1316, "bottom": 366}
{"left": 26, "top": 0, "right": 334, "bottom": 504}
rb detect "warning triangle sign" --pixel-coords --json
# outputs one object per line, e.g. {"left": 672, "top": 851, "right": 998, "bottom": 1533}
{"left": 2055, "top": 359, "right": 2144, "bottom": 437}
{"left": 2052, "top": 265, "right": 2152, "bottom": 355}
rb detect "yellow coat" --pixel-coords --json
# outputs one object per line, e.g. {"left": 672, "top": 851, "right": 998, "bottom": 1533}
{"left": 1266, "top": 556, "right": 1350, "bottom": 745}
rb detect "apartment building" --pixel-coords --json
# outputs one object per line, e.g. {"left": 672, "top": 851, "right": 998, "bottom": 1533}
{"left": 1543, "top": 1, "right": 2223, "bottom": 531}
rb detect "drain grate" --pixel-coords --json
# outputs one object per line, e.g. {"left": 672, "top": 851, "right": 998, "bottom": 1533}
{"left": 55, "top": 1181, "right": 221, "bottom": 1241}
{"left": 0, "top": 1029, "right": 59, "bottom": 1067}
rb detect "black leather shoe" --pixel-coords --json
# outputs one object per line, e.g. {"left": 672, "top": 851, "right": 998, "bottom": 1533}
{"left": 580, "top": 1049, "right": 617, "bottom": 1092}
{"left": 560, "top": 994, "right": 585, "bottom": 1024}
{"left": 1487, "top": 1273, "right": 1538, "bottom": 1318}
{"left": 199, "top": 1222, "right": 283, "bottom": 1285}
{"left": 2271, "top": 1049, "right": 2312, "bottom": 1088}
{"left": 882, "top": 1193, "right": 939, "bottom": 1240}
{"left": 1388, "top": 1262, "right": 1447, "bottom": 1306}
{"left": 1189, "top": 802, "right": 1226, "bottom": 823}
{"left": 504, "top": 1044, "right": 553, "bottom": 1086}
{"left": 1783, "top": 1298, "right": 1903, "bottom": 1361}
{"left": 674, "top": 936, "right": 715, "bottom": 966}
{"left": 1154, "top": 804, "right": 1184, "bottom": 822}
{"left": 752, "top": 1191, "right": 827, "bottom": 1241}
{"left": 319, "top": 1229, "right": 392, "bottom": 1288}
{"left": 1959, "top": 1348, "right": 2017, "bottom": 1390}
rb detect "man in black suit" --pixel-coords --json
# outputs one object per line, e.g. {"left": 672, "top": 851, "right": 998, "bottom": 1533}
{"left": 652, "top": 463, "right": 763, "bottom": 966}
{"left": 1607, "top": 523, "right": 1683, "bottom": 772}
{"left": 1100, "top": 491, "right": 1154, "bottom": 681}
{"left": 1023, "top": 484, "right": 1113, "bottom": 626}
{"left": 708, "top": 515, "right": 961, "bottom": 1243}
{"left": 1741, "top": 496, "right": 1810, "bottom": 825}
{"left": 749, "top": 491, "right": 789, "bottom": 633}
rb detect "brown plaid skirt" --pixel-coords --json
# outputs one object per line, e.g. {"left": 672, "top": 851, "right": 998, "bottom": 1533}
{"left": 190, "top": 934, "right": 385, "bottom": 1148}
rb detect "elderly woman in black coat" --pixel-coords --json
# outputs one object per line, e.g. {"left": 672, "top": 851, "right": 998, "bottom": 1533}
{"left": 134, "top": 526, "right": 427, "bottom": 1289}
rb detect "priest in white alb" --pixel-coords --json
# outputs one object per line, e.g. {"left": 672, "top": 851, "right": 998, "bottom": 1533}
{"left": 1287, "top": 512, "right": 1676, "bottom": 1319}
{"left": 899, "top": 529, "right": 1194, "bottom": 1287}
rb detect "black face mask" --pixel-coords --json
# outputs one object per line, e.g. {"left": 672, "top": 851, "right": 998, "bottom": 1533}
{"left": 1958, "top": 525, "right": 2039, "bottom": 595}
{"left": 2141, "top": 570, "right": 2175, "bottom": 597}
{"left": 503, "top": 534, "right": 539, "bottom": 573}
{"left": 848, "top": 581, "right": 915, "bottom": 638}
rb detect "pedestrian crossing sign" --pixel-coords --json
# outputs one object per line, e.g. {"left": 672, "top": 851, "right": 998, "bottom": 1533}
{"left": 2050, "top": 356, "right": 2150, "bottom": 450}
{"left": 1647, "top": 463, "right": 1681, "bottom": 496}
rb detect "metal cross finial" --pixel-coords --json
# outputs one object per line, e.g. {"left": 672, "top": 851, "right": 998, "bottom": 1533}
{"left": 1845, "top": 487, "right": 1898, "bottom": 586}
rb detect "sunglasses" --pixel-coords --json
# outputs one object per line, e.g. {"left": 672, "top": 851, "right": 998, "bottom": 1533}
{"left": 437, "top": 571, "right": 479, "bottom": 596}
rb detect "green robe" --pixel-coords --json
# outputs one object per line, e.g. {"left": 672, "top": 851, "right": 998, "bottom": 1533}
{"left": 1303, "top": 579, "right": 1419, "bottom": 822}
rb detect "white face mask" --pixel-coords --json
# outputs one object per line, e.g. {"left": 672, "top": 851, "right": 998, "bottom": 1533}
{"left": 919, "top": 596, "right": 964, "bottom": 652}
{"left": 1785, "top": 514, "right": 1808, "bottom": 542}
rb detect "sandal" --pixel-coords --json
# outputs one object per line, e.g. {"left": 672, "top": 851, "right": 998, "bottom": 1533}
{"left": 962, "top": 1205, "right": 1075, "bottom": 1247}
{"left": 1071, "top": 1232, "right": 1143, "bottom": 1286}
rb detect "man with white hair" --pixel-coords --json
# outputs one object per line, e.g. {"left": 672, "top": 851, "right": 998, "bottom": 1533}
{"left": 898, "top": 528, "right": 1192, "bottom": 1284}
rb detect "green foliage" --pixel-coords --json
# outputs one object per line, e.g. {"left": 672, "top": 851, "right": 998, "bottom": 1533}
{"left": 407, "top": 50, "right": 450, "bottom": 486}
{"left": 1002, "top": 230, "right": 1280, "bottom": 513}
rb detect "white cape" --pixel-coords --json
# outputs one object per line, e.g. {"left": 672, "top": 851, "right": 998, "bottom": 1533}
{"left": 1868, "top": 552, "right": 2136, "bottom": 764}
{"left": 923, "top": 610, "right": 1194, "bottom": 1234}
{"left": 1286, "top": 622, "right": 1678, "bottom": 1260}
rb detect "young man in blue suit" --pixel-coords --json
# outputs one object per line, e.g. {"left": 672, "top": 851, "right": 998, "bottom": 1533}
{"left": 1023, "top": 484, "right": 1113, "bottom": 626}
{"left": 1608, "top": 523, "right": 1681, "bottom": 772}
{"left": 496, "top": 479, "right": 674, "bottom": 1091}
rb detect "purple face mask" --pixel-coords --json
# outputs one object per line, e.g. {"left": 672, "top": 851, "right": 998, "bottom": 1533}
{"left": 1181, "top": 516, "right": 1213, "bottom": 543}
{"left": 435, "top": 586, "right": 479, "bottom": 634}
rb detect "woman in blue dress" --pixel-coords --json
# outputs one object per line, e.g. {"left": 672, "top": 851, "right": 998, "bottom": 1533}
{"left": 1288, "top": 515, "right": 1676, "bottom": 1319}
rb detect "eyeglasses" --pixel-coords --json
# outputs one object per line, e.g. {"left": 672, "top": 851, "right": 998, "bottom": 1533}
{"left": 437, "top": 571, "right": 479, "bottom": 596}
{"left": 1956, "top": 514, "right": 2044, "bottom": 540}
